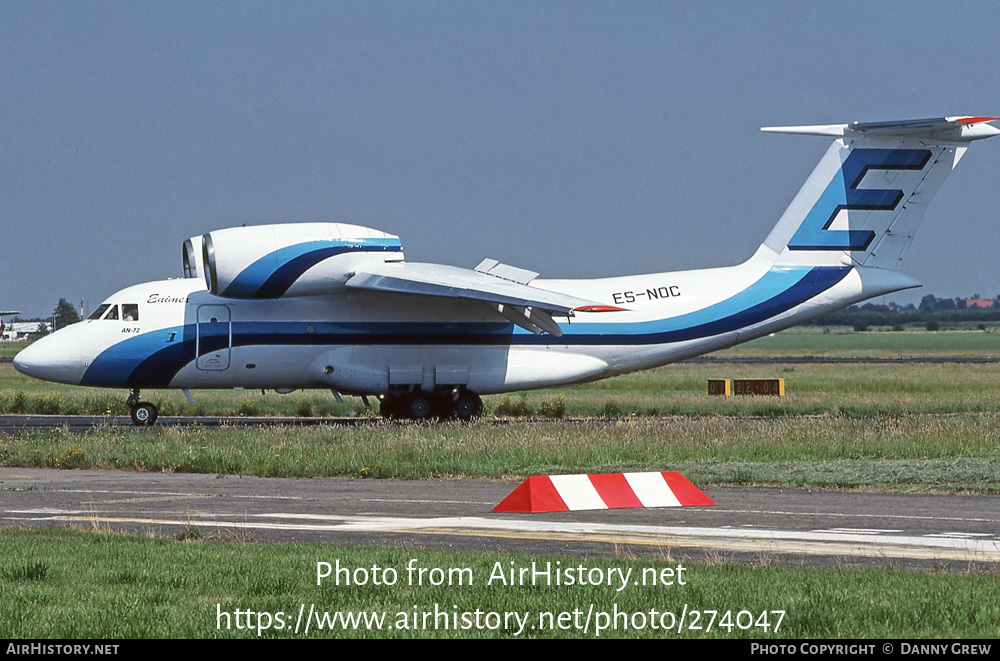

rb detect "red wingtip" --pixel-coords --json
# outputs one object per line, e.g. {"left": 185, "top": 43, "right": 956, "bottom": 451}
{"left": 573, "top": 305, "right": 629, "bottom": 313}
{"left": 956, "top": 116, "right": 1000, "bottom": 124}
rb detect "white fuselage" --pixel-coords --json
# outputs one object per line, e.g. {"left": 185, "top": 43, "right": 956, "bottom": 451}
{"left": 13, "top": 258, "right": 913, "bottom": 396}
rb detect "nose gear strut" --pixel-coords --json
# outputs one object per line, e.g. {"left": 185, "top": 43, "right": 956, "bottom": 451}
{"left": 126, "top": 388, "right": 159, "bottom": 426}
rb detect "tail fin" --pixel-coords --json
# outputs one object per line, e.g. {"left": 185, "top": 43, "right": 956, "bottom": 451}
{"left": 757, "top": 116, "right": 999, "bottom": 270}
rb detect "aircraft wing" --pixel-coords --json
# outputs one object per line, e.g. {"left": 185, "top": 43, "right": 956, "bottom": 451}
{"left": 346, "top": 260, "right": 620, "bottom": 336}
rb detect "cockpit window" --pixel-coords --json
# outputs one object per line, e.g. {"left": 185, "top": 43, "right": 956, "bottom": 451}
{"left": 88, "top": 304, "right": 110, "bottom": 321}
{"left": 87, "top": 303, "right": 138, "bottom": 321}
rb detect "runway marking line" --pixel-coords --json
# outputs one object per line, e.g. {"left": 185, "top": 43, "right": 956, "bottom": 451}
{"left": 8, "top": 511, "right": 1000, "bottom": 563}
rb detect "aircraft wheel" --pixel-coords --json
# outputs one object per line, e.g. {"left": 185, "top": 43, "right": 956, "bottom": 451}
{"left": 454, "top": 393, "right": 483, "bottom": 421}
{"left": 130, "top": 402, "right": 158, "bottom": 426}
{"left": 406, "top": 393, "right": 433, "bottom": 420}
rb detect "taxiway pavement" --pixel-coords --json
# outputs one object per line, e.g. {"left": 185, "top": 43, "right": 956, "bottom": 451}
{"left": 2, "top": 467, "right": 997, "bottom": 571}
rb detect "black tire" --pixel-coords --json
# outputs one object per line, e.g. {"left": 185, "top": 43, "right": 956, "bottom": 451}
{"left": 130, "top": 402, "right": 158, "bottom": 426}
{"left": 454, "top": 393, "right": 483, "bottom": 421}
{"left": 407, "top": 393, "right": 432, "bottom": 419}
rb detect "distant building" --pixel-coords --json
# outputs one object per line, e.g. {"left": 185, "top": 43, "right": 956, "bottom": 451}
{"left": 1, "top": 322, "right": 50, "bottom": 342}
{"left": 965, "top": 298, "right": 998, "bottom": 309}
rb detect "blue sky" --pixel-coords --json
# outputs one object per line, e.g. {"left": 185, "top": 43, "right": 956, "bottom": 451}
{"left": 4, "top": 1, "right": 1000, "bottom": 318}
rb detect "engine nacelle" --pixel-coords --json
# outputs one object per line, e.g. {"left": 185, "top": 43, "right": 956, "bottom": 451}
{"left": 182, "top": 236, "right": 204, "bottom": 279}
{"left": 199, "top": 223, "right": 404, "bottom": 299}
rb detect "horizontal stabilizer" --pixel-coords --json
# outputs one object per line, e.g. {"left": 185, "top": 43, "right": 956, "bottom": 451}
{"left": 762, "top": 116, "right": 1000, "bottom": 142}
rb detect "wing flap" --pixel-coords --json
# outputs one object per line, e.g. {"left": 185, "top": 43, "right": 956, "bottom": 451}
{"left": 494, "top": 304, "right": 563, "bottom": 337}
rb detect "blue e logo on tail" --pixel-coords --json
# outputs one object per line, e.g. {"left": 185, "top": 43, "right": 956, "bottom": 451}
{"left": 788, "top": 148, "right": 931, "bottom": 251}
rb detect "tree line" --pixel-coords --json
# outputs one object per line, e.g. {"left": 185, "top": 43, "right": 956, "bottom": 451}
{"left": 804, "top": 295, "right": 1000, "bottom": 331}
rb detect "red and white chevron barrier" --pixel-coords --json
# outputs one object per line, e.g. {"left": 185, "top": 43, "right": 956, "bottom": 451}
{"left": 493, "top": 471, "right": 714, "bottom": 513}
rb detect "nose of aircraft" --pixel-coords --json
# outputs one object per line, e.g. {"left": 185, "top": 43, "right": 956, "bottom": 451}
{"left": 13, "top": 326, "right": 85, "bottom": 385}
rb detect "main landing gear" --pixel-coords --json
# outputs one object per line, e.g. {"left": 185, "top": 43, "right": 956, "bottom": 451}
{"left": 126, "top": 389, "right": 159, "bottom": 426}
{"left": 379, "top": 388, "right": 483, "bottom": 421}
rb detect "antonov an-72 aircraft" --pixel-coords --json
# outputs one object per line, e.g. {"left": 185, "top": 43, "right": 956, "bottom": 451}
{"left": 14, "top": 116, "right": 1000, "bottom": 424}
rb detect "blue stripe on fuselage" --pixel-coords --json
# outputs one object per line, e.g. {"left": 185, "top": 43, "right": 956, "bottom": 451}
{"left": 222, "top": 239, "right": 403, "bottom": 299}
{"left": 81, "top": 326, "right": 197, "bottom": 388}
{"left": 81, "top": 265, "right": 850, "bottom": 387}
{"left": 543, "top": 265, "right": 849, "bottom": 343}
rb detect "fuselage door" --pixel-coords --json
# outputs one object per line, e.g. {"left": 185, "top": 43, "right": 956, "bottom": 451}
{"left": 196, "top": 305, "right": 231, "bottom": 371}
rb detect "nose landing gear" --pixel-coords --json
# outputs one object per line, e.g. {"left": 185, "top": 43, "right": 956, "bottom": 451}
{"left": 126, "top": 389, "right": 159, "bottom": 426}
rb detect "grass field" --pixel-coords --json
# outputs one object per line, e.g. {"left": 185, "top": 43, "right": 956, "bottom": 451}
{"left": 714, "top": 326, "right": 1000, "bottom": 358}
{"left": 2, "top": 528, "right": 998, "bottom": 638}
{"left": 4, "top": 415, "right": 1000, "bottom": 492}
{"left": 4, "top": 329, "right": 1000, "bottom": 638}
{"left": 4, "top": 329, "right": 1000, "bottom": 492}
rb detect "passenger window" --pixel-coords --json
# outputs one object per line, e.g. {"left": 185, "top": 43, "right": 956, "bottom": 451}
{"left": 88, "top": 304, "right": 110, "bottom": 321}
{"left": 123, "top": 304, "right": 139, "bottom": 322}
{"left": 103, "top": 305, "right": 119, "bottom": 321}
